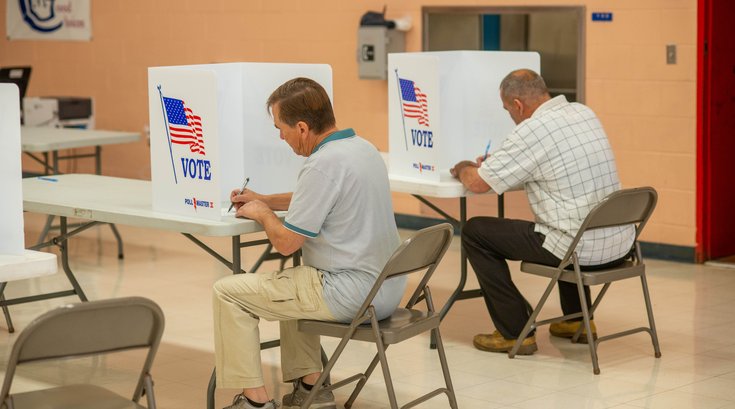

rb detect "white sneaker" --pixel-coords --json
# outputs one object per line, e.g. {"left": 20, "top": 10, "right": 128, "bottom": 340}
{"left": 224, "top": 393, "right": 278, "bottom": 409}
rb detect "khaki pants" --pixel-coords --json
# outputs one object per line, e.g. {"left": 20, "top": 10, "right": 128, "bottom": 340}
{"left": 213, "top": 265, "right": 336, "bottom": 389}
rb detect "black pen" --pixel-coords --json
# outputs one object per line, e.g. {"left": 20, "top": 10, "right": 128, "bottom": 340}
{"left": 228, "top": 177, "right": 250, "bottom": 213}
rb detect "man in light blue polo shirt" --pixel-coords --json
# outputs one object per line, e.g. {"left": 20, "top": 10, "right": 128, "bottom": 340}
{"left": 213, "top": 77, "right": 402, "bottom": 409}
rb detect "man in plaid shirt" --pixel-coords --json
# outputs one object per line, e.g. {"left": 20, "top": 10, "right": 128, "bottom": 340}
{"left": 451, "top": 69, "right": 634, "bottom": 355}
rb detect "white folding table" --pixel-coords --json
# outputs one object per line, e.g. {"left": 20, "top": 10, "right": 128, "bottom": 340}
{"left": 20, "top": 173, "right": 295, "bottom": 409}
{"left": 22, "top": 126, "right": 141, "bottom": 256}
{"left": 0, "top": 250, "right": 57, "bottom": 333}
{"left": 21, "top": 126, "right": 141, "bottom": 175}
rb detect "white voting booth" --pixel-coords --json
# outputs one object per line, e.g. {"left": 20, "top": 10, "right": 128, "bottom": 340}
{"left": 0, "top": 84, "right": 56, "bottom": 282}
{"left": 148, "top": 63, "right": 333, "bottom": 221}
{"left": 388, "top": 51, "right": 540, "bottom": 181}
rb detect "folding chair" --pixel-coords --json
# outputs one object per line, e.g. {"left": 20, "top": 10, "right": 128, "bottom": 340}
{"left": 297, "top": 223, "right": 457, "bottom": 409}
{"left": 0, "top": 296, "right": 165, "bottom": 408}
{"left": 509, "top": 187, "right": 661, "bottom": 374}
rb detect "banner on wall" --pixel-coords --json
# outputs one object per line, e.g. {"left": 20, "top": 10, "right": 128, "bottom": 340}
{"left": 6, "top": 0, "right": 91, "bottom": 41}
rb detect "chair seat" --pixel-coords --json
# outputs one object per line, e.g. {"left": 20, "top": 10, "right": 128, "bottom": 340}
{"left": 9, "top": 384, "right": 146, "bottom": 409}
{"left": 299, "top": 308, "right": 440, "bottom": 345}
{"left": 520, "top": 260, "right": 644, "bottom": 286}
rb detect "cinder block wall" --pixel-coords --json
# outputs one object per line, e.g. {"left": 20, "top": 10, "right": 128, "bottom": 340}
{"left": 0, "top": 0, "right": 696, "bottom": 249}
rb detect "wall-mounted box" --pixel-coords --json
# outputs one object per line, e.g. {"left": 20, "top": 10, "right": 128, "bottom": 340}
{"left": 358, "top": 26, "right": 405, "bottom": 80}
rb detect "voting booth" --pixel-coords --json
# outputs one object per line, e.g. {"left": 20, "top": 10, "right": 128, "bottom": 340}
{"left": 148, "top": 63, "right": 333, "bottom": 221}
{"left": 388, "top": 51, "right": 540, "bottom": 181}
{"left": 0, "top": 84, "right": 57, "bottom": 283}
{"left": 0, "top": 84, "right": 25, "bottom": 255}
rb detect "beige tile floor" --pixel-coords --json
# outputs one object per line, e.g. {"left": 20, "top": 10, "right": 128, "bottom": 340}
{"left": 2, "top": 213, "right": 735, "bottom": 409}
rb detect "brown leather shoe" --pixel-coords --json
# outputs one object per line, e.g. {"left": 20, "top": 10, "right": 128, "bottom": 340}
{"left": 549, "top": 320, "right": 597, "bottom": 344}
{"left": 473, "top": 330, "right": 537, "bottom": 355}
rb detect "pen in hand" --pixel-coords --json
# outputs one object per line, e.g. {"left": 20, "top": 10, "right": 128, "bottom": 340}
{"left": 228, "top": 177, "right": 250, "bottom": 213}
{"left": 483, "top": 140, "right": 492, "bottom": 161}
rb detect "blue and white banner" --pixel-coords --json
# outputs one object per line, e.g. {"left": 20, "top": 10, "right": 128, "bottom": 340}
{"left": 6, "top": 0, "right": 91, "bottom": 41}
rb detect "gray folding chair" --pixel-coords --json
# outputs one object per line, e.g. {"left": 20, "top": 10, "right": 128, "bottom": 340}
{"left": 509, "top": 187, "right": 661, "bottom": 374}
{"left": 297, "top": 223, "right": 457, "bottom": 409}
{"left": 0, "top": 296, "right": 165, "bottom": 409}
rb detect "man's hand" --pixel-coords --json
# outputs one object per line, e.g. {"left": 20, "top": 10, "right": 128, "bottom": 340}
{"left": 475, "top": 154, "right": 489, "bottom": 167}
{"left": 236, "top": 199, "right": 271, "bottom": 222}
{"left": 450, "top": 160, "right": 478, "bottom": 178}
{"left": 230, "top": 188, "right": 263, "bottom": 211}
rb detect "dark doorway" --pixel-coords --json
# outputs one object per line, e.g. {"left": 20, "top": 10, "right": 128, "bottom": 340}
{"left": 423, "top": 7, "right": 584, "bottom": 103}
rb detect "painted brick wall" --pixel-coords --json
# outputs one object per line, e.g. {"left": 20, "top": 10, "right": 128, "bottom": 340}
{"left": 0, "top": 0, "right": 696, "bottom": 246}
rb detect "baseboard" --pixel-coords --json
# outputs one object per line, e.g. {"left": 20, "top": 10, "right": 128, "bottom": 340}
{"left": 638, "top": 242, "right": 695, "bottom": 263}
{"left": 394, "top": 213, "right": 696, "bottom": 263}
{"left": 395, "top": 213, "right": 460, "bottom": 234}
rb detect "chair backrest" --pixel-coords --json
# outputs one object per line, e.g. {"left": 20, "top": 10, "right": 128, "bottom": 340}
{"left": 353, "top": 223, "right": 454, "bottom": 319}
{"left": 0, "top": 296, "right": 165, "bottom": 403}
{"left": 562, "top": 187, "right": 658, "bottom": 263}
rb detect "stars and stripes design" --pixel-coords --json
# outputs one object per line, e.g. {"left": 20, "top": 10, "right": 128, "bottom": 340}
{"left": 399, "top": 78, "right": 430, "bottom": 127}
{"left": 162, "top": 97, "right": 205, "bottom": 155}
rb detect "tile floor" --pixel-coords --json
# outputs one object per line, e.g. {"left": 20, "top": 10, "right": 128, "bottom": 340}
{"left": 2, "top": 213, "right": 735, "bottom": 409}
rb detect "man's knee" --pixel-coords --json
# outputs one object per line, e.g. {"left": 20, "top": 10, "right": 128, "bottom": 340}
{"left": 462, "top": 217, "right": 494, "bottom": 244}
{"left": 213, "top": 273, "right": 260, "bottom": 300}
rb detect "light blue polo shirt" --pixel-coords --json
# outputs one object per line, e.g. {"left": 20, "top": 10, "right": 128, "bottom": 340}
{"left": 284, "top": 129, "right": 404, "bottom": 322}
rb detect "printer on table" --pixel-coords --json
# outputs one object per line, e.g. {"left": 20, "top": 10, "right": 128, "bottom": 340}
{"left": 23, "top": 96, "right": 94, "bottom": 129}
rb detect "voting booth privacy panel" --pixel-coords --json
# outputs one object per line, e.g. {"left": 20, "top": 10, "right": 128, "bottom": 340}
{"left": 0, "top": 84, "right": 24, "bottom": 255}
{"left": 148, "top": 63, "right": 333, "bottom": 221}
{"left": 388, "top": 51, "right": 540, "bottom": 182}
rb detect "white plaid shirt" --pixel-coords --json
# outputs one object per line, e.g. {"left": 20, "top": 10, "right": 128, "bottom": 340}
{"left": 478, "top": 95, "right": 635, "bottom": 265}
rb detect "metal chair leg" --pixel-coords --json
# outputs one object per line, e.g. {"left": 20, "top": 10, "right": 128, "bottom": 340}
{"left": 640, "top": 273, "right": 662, "bottom": 358}
{"left": 573, "top": 259, "right": 600, "bottom": 375}
{"left": 433, "top": 327, "right": 458, "bottom": 409}
{"left": 510, "top": 270, "right": 562, "bottom": 358}
{"left": 369, "top": 313, "right": 398, "bottom": 409}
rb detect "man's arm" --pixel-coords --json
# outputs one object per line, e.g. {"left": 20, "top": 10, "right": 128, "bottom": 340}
{"left": 231, "top": 190, "right": 293, "bottom": 211}
{"left": 237, "top": 200, "right": 305, "bottom": 255}
{"left": 450, "top": 160, "right": 492, "bottom": 193}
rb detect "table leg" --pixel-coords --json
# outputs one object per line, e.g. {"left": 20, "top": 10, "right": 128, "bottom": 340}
{"left": 0, "top": 283, "right": 15, "bottom": 333}
{"left": 59, "top": 217, "right": 88, "bottom": 302}
{"left": 232, "top": 235, "right": 242, "bottom": 274}
{"left": 430, "top": 198, "right": 467, "bottom": 349}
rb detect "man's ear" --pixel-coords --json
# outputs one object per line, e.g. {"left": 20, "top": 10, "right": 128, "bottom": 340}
{"left": 296, "top": 121, "right": 310, "bottom": 138}
{"left": 514, "top": 98, "right": 524, "bottom": 116}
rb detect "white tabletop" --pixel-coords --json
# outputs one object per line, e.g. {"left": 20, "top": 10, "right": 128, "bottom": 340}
{"left": 23, "top": 174, "right": 280, "bottom": 237}
{"left": 388, "top": 172, "right": 471, "bottom": 198}
{"left": 21, "top": 126, "right": 140, "bottom": 152}
{"left": 0, "top": 250, "right": 57, "bottom": 282}
{"left": 381, "top": 152, "right": 471, "bottom": 198}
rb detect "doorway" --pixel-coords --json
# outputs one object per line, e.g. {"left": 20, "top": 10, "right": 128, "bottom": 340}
{"left": 423, "top": 6, "right": 585, "bottom": 102}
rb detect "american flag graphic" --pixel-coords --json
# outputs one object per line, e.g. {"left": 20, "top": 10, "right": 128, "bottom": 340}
{"left": 162, "top": 97, "right": 205, "bottom": 155}
{"left": 399, "top": 78, "right": 429, "bottom": 127}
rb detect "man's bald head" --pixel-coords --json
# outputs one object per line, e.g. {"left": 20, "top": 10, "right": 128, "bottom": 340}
{"left": 498, "top": 69, "right": 551, "bottom": 124}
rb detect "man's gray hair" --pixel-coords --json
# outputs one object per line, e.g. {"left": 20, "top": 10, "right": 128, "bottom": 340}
{"left": 499, "top": 69, "right": 549, "bottom": 102}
